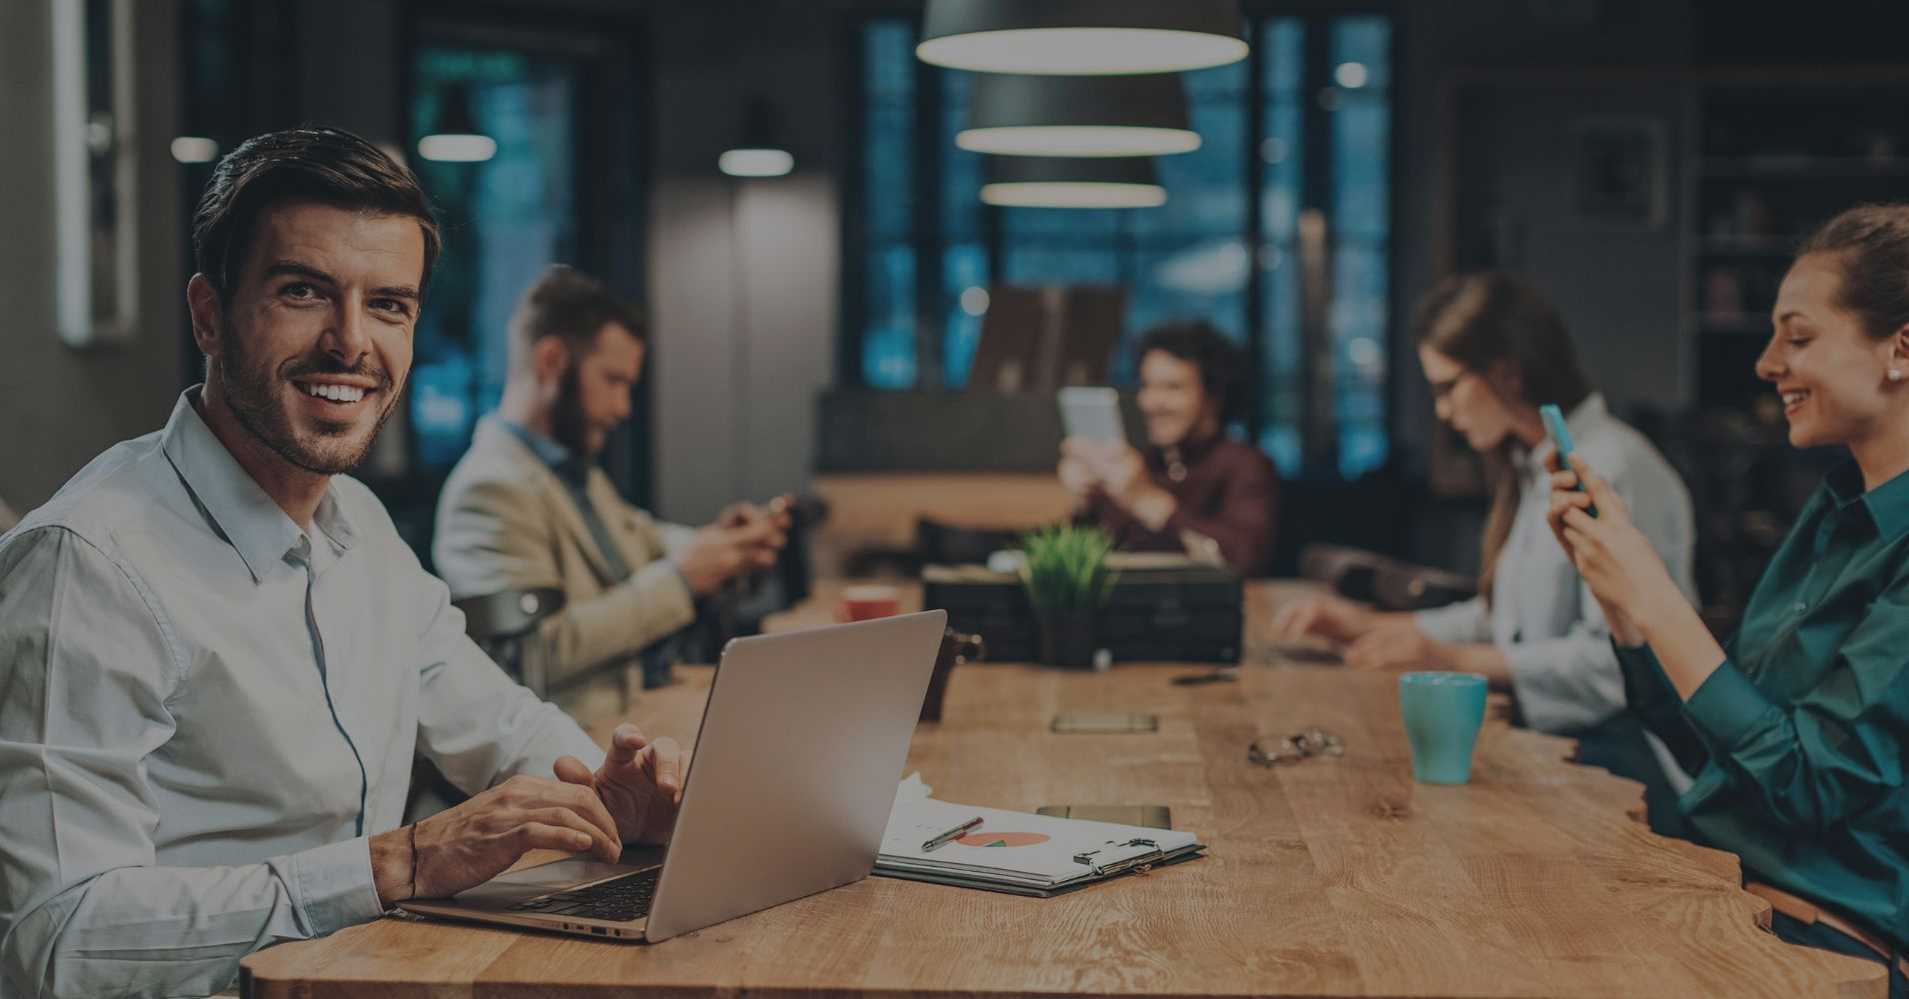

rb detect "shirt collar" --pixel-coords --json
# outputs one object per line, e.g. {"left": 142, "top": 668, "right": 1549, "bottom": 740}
{"left": 499, "top": 418, "right": 589, "bottom": 485}
{"left": 1826, "top": 459, "right": 1909, "bottom": 541}
{"left": 1521, "top": 392, "right": 1609, "bottom": 474}
{"left": 159, "top": 388, "right": 356, "bottom": 584}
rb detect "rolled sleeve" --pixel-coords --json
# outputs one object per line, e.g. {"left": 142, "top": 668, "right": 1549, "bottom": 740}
{"left": 1415, "top": 597, "right": 1489, "bottom": 644}
{"left": 280, "top": 836, "right": 386, "bottom": 937}
{"left": 1677, "top": 641, "right": 1909, "bottom": 833}
{"left": 1501, "top": 632, "right": 1626, "bottom": 733}
{"left": 1682, "top": 659, "right": 1776, "bottom": 750}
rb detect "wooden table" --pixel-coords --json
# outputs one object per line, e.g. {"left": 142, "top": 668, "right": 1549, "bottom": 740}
{"left": 241, "top": 585, "right": 1886, "bottom": 998}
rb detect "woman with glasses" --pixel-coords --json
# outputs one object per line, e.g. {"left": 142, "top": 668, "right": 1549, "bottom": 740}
{"left": 1274, "top": 272, "right": 1698, "bottom": 832}
{"left": 1548, "top": 205, "right": 1909, "bottom": 993}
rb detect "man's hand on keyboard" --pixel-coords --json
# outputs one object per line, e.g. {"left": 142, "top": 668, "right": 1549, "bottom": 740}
{"left": 555, "top": 723, "right": 690, "bottom": 846}
{"left": 375, "top": 774, "right": 624, "bottom": 903}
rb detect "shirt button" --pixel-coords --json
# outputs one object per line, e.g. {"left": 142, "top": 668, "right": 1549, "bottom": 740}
{"left": 1792, "top": 601, "right": 1806, "bottom": 612}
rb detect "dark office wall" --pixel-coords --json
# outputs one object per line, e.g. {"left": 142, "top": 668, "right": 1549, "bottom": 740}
{"left": 646, "top": 1, "right": 843, "bottom": 522}
{"left": 0, "top": 0, "right": 185, "bottom": 511}
{"left": 1389, "top": 0, "right": 1697, "bottom": 479}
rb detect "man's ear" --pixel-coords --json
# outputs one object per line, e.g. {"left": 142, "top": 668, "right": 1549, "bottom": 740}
{"left": 185, "top": 274, "right": 223, "bottom": 358}
{"left": 1890, "top": 323, "right": 1909, "bottom": 380}
{"left": 531, "top": 335, "right": 569, "bottom": 384}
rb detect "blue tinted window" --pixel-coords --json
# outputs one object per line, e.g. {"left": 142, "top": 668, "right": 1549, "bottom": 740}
{"left": 1329, "top": 16, "right": 1391, "bottom": 477}
{"left": 860, "top": 20, "right": 917, "bottom": 386}
{"left": 410, "top": 46, "right": 578, "bottom": 470}
{"left": 852, "top": 14, "right": 1391, "bottom": 479}
{"left": 1258, "top": 18, "right": 1307, "bottom": 475}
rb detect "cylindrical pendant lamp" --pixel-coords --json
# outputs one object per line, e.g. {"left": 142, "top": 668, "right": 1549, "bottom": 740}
{"left": 919, "top": 0, "right": 1246, "bottom": 76}
{"left": 959, "top": 73, "right": 1198, "bottom": 157}
{"left": 980, "top": 156, "right": 1165, "bottom": 209}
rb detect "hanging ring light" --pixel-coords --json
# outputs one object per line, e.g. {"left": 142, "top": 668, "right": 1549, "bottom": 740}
{"left": 981, "top": 156, "right": 1165, "bottom": 209}
{"left": 919, "top": 0, "right": 1247, "bottom": 76}
{"left": 959, "top": 73, "right": 1199, "bottom": 157}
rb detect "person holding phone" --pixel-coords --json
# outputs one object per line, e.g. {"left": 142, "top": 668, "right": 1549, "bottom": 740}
{"left": 1058, "top": 320, "right": 1280, "bottom": 576}
{"left": 1547, "top": 205, "right": 1909, "bottom": 990}
{"left": 1273, "top": 273, "right": 1698, "bottom": 830}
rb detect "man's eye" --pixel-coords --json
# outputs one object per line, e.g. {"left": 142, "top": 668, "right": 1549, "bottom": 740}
{"left": 372, "top": 299, "right": 411, "bottom": 316}
{"left": 282, "top": 282, "right": 316, "bottom": 300}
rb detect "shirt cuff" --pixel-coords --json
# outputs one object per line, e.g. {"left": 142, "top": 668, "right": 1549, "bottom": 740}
{"left": 1682, "top": 658, "right": 1776, "bottom": 750}
{"left": 1500, "top": 639, "right": 1618, "bottom": 734}
{"left": 1414, "top": 599, "right": 1487, "bottom": 644}
{"left": 280, "top": 836, "right": 386, "bottom": 936}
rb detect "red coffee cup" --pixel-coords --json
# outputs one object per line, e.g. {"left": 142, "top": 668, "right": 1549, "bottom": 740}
{"left": 841, "top": 584, "right": 901, "bottom": 622}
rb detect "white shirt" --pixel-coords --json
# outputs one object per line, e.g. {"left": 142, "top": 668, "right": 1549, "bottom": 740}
{"left": 1414, "top": 395, "right": 1697, "bottom": 783}
{"left": 0, "top": 391, "right": 604, "bottom": 999}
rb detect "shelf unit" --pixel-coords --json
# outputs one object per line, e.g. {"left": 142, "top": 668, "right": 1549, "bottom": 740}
{"left": 1686, "top": 76, "right": 1909, "bottom": 412}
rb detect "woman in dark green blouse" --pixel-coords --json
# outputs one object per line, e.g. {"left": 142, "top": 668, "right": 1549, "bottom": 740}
{"left": 1548, "top": 204, "right": 1909, "bottom": 994}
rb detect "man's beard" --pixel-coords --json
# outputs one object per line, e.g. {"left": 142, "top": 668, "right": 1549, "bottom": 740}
{"left": 549, "top": 361, "right": 597, "bottom": 458}
{"left": 217, "top": 317, "right": 400, "bottom": 476}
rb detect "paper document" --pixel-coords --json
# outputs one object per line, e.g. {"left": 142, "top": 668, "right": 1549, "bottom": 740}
{"left": 877, "top": 792, "right": 1203, "bottom": 895}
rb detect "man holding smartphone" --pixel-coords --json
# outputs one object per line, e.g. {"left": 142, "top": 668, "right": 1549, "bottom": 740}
{"left": 433, "top": 265, "right": 789, "bottom": 729}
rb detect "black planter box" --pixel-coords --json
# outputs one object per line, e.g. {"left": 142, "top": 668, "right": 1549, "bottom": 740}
{"left": 922, "top": 562, "right": 1243, "bottom": 664}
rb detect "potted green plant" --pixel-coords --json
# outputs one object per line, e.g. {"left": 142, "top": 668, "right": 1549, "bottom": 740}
{"left": 1019, "top": 524, "right": 1116, "bottom": 668}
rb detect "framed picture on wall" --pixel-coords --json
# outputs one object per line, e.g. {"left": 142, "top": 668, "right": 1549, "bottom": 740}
{"left": 1571, "top": 116, "right": 1668, "bottom": 230}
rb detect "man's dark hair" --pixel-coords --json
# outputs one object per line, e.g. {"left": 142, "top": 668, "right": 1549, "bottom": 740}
{"left": 509, "top": 264, "right": 646, "bottom": 365}
{"left": 192, "top": 126, "right": 441, "bottom": 302}
{"left": 1134, "top": 319, "right": 1246, "bottom": 424}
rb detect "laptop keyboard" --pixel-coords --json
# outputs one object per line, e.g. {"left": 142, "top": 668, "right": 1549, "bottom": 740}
{"left": 508, "top": 868, "right": 661, "bottom": 922}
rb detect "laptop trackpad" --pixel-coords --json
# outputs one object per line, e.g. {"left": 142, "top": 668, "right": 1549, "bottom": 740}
{"left": 454, "top": 858, "right": 637, "bottom": 907}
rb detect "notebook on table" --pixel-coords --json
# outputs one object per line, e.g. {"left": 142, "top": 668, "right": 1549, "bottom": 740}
{"left": 875, "top": 795, "right": 1204, "bottom": 897}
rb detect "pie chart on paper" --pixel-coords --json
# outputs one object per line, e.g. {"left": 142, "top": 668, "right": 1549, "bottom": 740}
{"left": 957, "top": 832, "right": 1050, "bottom": 848}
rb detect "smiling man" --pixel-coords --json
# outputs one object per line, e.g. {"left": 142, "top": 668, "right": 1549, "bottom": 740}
{"left": 0, "top": 128, "right": 688, "bottom": 999}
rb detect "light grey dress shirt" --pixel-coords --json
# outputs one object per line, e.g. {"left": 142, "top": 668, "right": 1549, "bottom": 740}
{"left": 1413, "top": 395, "right": 1697, "bottom": 784}
{"left": 0, "top": 391, "right": 605, "bottom": 999}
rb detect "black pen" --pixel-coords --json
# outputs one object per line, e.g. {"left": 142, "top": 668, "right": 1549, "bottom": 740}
{"left": 921, "top": 816, "right": 983, "bottom": 852}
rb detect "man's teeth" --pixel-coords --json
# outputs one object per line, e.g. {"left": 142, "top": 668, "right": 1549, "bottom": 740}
{"left": 301, "top": 383, "right": 367, "bottom": 403}
{"left": 1782, "top": 391, "right": 1808, "bottom": 406}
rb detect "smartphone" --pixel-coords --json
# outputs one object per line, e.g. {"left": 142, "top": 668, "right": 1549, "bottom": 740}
{"left": 1540, "top": 403, "right": 1596, "bottom": 517}
{"left": 1058, "top": 387, "right": 1126, "bottom": 444}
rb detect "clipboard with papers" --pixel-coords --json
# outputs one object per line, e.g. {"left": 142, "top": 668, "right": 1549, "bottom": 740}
{"left": 875, "top": 793, "right": 1205, "bottom": 897}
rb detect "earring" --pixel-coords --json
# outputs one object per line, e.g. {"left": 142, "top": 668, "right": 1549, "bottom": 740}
{"left": 1891, "top": 369, "right": 1904, "bottom": 382}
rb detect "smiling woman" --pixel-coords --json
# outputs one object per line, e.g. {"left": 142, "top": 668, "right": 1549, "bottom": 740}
{"left": 1543, "top": 203, "right": 1909, "bottom": 990}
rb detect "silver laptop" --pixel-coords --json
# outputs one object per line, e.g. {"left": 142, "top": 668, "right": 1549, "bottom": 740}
{"left": 400, "top": 610, "right": 947, "bottom": 942}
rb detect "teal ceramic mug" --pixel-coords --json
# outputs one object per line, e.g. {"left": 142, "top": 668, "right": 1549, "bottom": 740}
{"left": 1399, "top": 672, "right": 1488, "bottom": 784}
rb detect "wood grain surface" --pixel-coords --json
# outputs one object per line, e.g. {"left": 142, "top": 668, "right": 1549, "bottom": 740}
{"left": 240, "top": 583, "right": 1886, "bottom": 998}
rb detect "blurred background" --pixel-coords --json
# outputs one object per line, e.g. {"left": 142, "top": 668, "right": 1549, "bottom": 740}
{"left": 5, "top": 0, "right": 1908, "bottom": 632}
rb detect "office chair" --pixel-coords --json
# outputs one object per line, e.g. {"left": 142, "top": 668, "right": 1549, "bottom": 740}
{"left": 453, "top": 587, "right": 566, "bottom": 698}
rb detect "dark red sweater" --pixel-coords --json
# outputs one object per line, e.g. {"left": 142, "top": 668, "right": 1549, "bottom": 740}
{"left": 1081, "top": 435, "right": 1280, "bottom": 576}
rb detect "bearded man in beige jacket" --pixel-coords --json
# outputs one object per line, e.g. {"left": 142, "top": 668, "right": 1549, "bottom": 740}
{"left": 434, "top": 265, "right": 785, "bottom": 729}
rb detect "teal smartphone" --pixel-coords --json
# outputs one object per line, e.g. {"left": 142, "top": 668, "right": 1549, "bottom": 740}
{"left": 1540, "top": 403, "right": 1596, "bottom": 517}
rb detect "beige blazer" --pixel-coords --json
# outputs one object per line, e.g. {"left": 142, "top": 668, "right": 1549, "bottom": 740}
{"left": 434, "top": 417, "right": 696, "bottom": 728}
